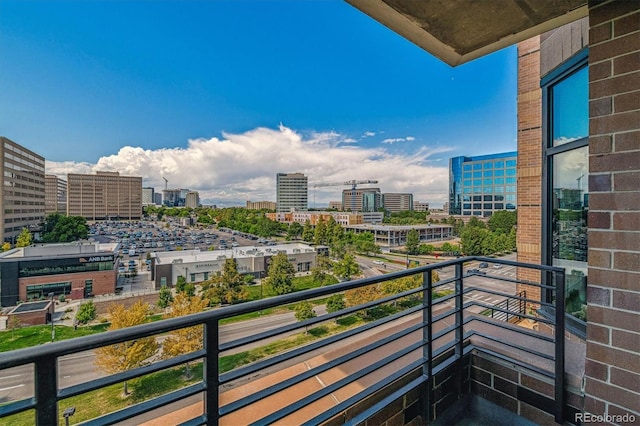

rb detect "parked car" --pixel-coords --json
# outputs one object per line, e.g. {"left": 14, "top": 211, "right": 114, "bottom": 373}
{"left": 479, "top": 262, "right": 489, "bottom": 268}
{"left": 493, "top": 264, "right": 503, "bottom": 269}
{"left": 466, "top": 269, "right": 486, "bottom": 275}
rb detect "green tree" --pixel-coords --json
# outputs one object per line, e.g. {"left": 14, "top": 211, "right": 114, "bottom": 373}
{"left": 333, "top": 253, "right": 360, "bottom": 281}
{"left": 344, "top": 285, "right": 380, "bottom": 319}
{"left": 1, "top": 242, "right": 11, "bottom": 252}
{"left": 314, "top": 217, "right": 327, "bottom": 245}
{"left": 488, "top": 210, "right": 517, "bottom": 234}
{"left": 95, "top": 301, "right": 158, "bottom": 395}
{"left": 294, "top": 301, "right": 316, "bottom": 333}
{"left": 16, "top": 228, "right": 32, "bottom": 247}
{"left": 461, "top": 227, "right": 492, "bottom": 256}
{"left": 287, "top": 222, "right": 303, "bottom": 240}
{"left": 405, "top": 230, "right": 420, "bottom": 255}
{"left": 466, "top": 216, "right": 487, "bottom": 229}
{"left": 42, "top": 213, "right": 88, "bottom": 243}
{"left": 158, "top": 285, "right": 174, "bottom": 309}
{"left": 175, "top": 276, "right": 187, "bottom": 293}
{"left": 202, "top": 258, "right": 248, "bottom": 304}
{"left": 264, "top": 252, "right": 296, "bottom": 295}
{"left": 326, "top": 294, "right": 345, "bottom": 314}
{"left": 301, "top": 220, "right": 314, "bottom": 242}
{"left": 76, "top": 300, "right": 97, "bottom": 324}
{"left": 353, "top": 232, "right": 380, "bottom": 255}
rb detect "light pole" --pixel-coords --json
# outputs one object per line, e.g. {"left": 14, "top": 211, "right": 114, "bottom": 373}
{"left": 63, "top": 407, "right": 76, "bottom": 426}
{"left": 48, "top": 292, "right": 55, "bottom": 342}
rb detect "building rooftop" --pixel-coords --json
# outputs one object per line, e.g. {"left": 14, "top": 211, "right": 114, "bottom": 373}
{"left": 0, "top": 241, "right": 119, "bottom": 260}
{"left": 346, "top": 223, "right": 453, "bottom": 231}
{"left": 153, "top": 243, "right": 316, "bottom": 264}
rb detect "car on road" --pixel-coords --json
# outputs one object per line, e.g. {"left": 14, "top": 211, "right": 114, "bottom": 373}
{"left": 466, "top": 269, "right": 487, "bottom": 275}
{"left": 372, "top": 260, "right": 384, "bottom": 265}
{"left": 493, "top": 264, "right": 503, "bottom": 269}
{"left": 478, "top": 262, "right": 489, "bottom": 268}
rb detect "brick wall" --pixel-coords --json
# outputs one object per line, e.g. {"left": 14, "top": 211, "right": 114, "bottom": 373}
{"left": 516, "top": 37, "right": 543, "bottom": 300}
{"left": 19, "top": 270, "right": 116, "bottom": 301}
{"left": 584, "top": 0, "right": 640, "bottom": 419}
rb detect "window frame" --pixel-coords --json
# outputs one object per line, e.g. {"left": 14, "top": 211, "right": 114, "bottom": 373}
{"left": 540, "top": 48, "right": 588, "bottom": 338}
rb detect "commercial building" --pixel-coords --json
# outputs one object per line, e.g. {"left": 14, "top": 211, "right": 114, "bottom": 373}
{"left": 153, "top": 192, "right": 162, "bottom": 206}
{"left": 185, "top": 191, "right": 200, "bottom": 208}
{"left": 152, "top": 243, "right": 318, "bottom": 288}
{"left": 67, "top": 171, "right": 142, "bottom": 220}
{"left": 344, "top": 223, "right": 453, "bottom": 248}
{"left": 162, "top": 188, "right": 185, "bottom": 207}
{"left": 413, "top": 201, "right": 429, "bottom": 212}
{"left": 0, "top": 241, "right": 119, "bottom": 307}
{"left": 276, "top": 173, "right": 308, "bottom": 212}
{"left": 142, "top": 187, "right": 155, "bottom": 205}
{"left": 382, "top": 193, "right": 413, "bottom": 213}
{"left": 328, "top": 201, "right": 343, "bottom": 210}
{"left": 449, "top": 151, "right": 518, "bottom": 217}
{"left": 0, "top": 137, "right": 46, "bottom": 244}
{"left": 45, "top": 175, "right": 67, "bottom": 215}
{"left": 266, "top": 210, "right": 385, "bottom": 226}
{"left": 342, "top": 187, "right": 382, "bottom": 213}
{"left": 246, "top": 200, "right": 276, "bottom": 210}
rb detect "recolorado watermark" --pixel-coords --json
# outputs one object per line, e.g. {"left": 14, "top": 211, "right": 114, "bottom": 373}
{"left": 576, "top": 412, "right": 636, "bottom": 424}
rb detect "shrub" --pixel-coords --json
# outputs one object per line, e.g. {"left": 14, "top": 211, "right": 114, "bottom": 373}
{"left": 76, "top": 300, "right": 97, "bottom": 324}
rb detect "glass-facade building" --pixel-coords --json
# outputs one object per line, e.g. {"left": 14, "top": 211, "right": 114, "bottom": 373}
{"left": 449, "top": 151, "right": 518, "bottom": 217}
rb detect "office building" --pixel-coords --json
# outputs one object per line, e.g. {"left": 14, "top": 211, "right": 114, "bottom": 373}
{"left": 153, "top": 192, "right": 162, "bottom": 206}
{"left": 413, "top": 201, "right": 429, "bottom": 212}
{"left": 449, "top": 151, "right": 518, "bottom": 217}
{"left": 142, "top": 187, "right": 155, "bottom": 205}
{"left": 328, "top": 201, "right": 342, "bottom": 210}
{"left": 163, "top": 188, "right": 186, "bottom": 207}
{"left": 0, "top": 137, "right": 46, "bottom": 243}
{"left": 67, "top": 171, "right": 142, "bottom": 221}
{"left": 185, "top": 191, "right": 200, "bottom": 208}
{"left": 382, "top": 193, "right": 413, "bottom": 213}
{"left": 45, "top": 175, "right": 67, "bottom": 215}
{"left": 344, "top": 223, "right": 453, "bottom": 248}
{"left": 0, "top": 241, "right": 119, "bottom": 307}
{"left": 342, "top": 188, "right": 382, "bottom": 213}
{"left": 276, "top": 173, "right": 308, "bottom": 212}
{"left": 246, "top": 200, "right": 276, "bottom": 210}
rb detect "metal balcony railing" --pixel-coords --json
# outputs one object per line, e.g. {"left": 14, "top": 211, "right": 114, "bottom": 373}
{"left": 0, "top": 256, "right": 565, "bottom": 425}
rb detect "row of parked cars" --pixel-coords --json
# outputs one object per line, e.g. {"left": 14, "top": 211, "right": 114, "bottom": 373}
{"left": 466, "top": 262, "right": 503, "bottom": 274}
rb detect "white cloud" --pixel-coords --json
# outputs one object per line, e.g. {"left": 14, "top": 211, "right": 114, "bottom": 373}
{"left": 362, "top": 131, "right": 376, "bottom": 138}
{"left": 381, "top": 136, "right": 415, "bottom": 144}
{"left": 45, "top": 126, "right": 453, "bottom": 207}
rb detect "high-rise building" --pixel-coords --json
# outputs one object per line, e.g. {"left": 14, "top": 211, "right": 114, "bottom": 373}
{"left": 153, "top": 192, "right": 162, "bottom": 206}
{"left": 185, "top": 191, "right": 200, "bottom": 208}
{"left": 142, "top": 187, "right": 155, "bottom": 205}
{"left": 449, "top": 151, "right": 517, "bottom": 217}
{"left": 67, "top": 171, "right": 142, "bottom": 220}
{"left": 0, "top": 137, "right": 46, "bottom": 243}
{"left": 162, "top": 189, "right": 185, "bottom": 207}
{"left": 276, "top": 173, "right": 308, "bottom": 213}
{"left": 45, "top": 175, "right": 67, "bottom": 215}
{"left": 342, "top": 188, "right": 382, "bottom": 213}
{"left": 382, "top": 193, "right": 414, "bottom": 213}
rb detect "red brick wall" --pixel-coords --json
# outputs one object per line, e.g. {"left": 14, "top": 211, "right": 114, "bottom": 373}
{"left": 19, "top": 270, "right": 116, "bottom": 301}
{"left": 584, "top": 0, "right": 640, "bottom": 419}
{"left": 516, "top": 37, "right": 543, "bottom": 301}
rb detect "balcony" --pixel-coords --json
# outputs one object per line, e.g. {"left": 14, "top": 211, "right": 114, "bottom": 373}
{"left": 0, "top": 257, "right": 581, "bottom": 425}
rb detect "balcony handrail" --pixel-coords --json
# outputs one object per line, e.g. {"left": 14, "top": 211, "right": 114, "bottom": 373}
{"left": 0, "top": 256, "right": 567, "bottom": 425}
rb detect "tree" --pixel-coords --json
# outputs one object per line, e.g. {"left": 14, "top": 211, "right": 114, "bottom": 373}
{"left": 461, "top": 227, "right": 492, "bottom": 256}
{"left": 466, "top": 216, "right": 487, "bottom": 229}
{"left": 1, "top": 242, "right": 11, "bottom": 252}
{"left": 488, "top": 210, "right": 517, "bottom": 234}
{"left": 313, "top": 217, "right": 327, "bottom": 246}
{"left": 94, "top": 301, "right": 158, "bottom": 395}
{"left": 353, "top": 232, "right": 380, "bottom": 255}
{"left": 333, "top": 253, "right": 360, "bottom": 281}
{"left": 287, "top": 222, "right": 303, "bottom": 240}
{"left": 16, "top": 228, "right": 32, "bottom": 247}
{"left": 326, "top": 294, "right": 345, "bottom": 314}
{"left": 294, "top": 301, "right": 316, "bottom": 333}
{"left": 76, "top": 300, "right": 97, "bottom": 324}
{"left": 162, "top": 292, "right": 208, "bottom": 377}
{"left": 158, "top": 285, "right": 174, "bottom": 309}
{"left": 202, "top": 258, "right": 248, "bottom": 304}
{"left": 344, "top": 285, "right": 380, "bottom": 319}
{"left": 301, "top": 220, "right": 314, "bottom": 242}
{"left": 405, "top": 230, "right": 420, "bottom": 255}
{"left": 175, "top": 276, "right": 187, "bottom": 293}
{"left": 42, "top": 213, "right": 88, "bottom": 243}
{"left": 264, "top": 252, "right": 296, "bottom": 295}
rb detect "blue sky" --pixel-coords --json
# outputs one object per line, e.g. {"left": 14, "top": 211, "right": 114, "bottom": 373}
{"left": 0, "top": 0, "right": 517, "bottom": 207}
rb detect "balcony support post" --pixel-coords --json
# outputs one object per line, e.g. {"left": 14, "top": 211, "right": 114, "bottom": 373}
{"left": 454, "top": 262, "right": 464, "bottom": 399}
{"left": 205, "top": 319, "right": 220, "bottom": 425}
{"left": 554, "top": 270, "right": 566, "bottom": 424}
{"left": 422, "top": 268, "right": 433, "bottom": 422}
{"left": 35, "top": 355, "right": 57, "bottom": 426}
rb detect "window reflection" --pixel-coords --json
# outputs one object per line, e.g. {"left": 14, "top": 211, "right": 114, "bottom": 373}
{"left": 552, "top": 66, "right": 588, "bottom": 146}
{"left": 552, "top": 146, "right": 588, "bottom": 320}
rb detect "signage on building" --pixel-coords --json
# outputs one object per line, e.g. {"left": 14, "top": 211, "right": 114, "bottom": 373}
{"left": 79, "top": 255, "right": 114, "bottom": 263}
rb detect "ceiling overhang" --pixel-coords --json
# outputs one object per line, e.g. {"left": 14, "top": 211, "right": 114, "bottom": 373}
{"left": 346, "top": 0, "right": 588, "bottom": 66}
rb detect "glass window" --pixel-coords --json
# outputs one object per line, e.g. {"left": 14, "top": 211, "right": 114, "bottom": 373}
{"left": 483, "top": 203, "right": 492, "bottom": 209}
{"left": 507, "top": 186, "right": 516, "bottom": 193}
{"left": 473, "top": 203, "right": 481, "bottom": 209}
{"left": 473, "top": 211, "right": 482, "bottom": 216}
{"left": 463, "top": 196, "right": 471, "bottom": 202}
{"left": 495, "top": 186, "right": 504, "bottom": 193}
{"left": 463, "top": 172, "right": 472, "bottom": 178}
{"left": 494, "top": 203, "right": 504, "bottom": 209}
{"left": 494, "top": 161, "right": 504, "bottom": 168}
{"left": 484, "top": 195, "right": 493, "bottom": 201}
{"left": 494, "top": 170, "right": 504, "bottom": 177}
{"left": 506, "top": 160, "right": 516, "bottom": 167}
{"left": 463, "top": 203, "right": 471, "bottom": 209}
{"left": 494, "top": 178, "right": 504, "bottom": 185}
{"left": 473, "top": 195, "right": 481, "bottom": 201}
{"left": 495, "top": 195, "right": 504, "bottom": 201}
{"left": 463, "top": 165, "right": 472, "bottom": 171}
{"left": 473, "top": 163, "right": 482, "bottom": 170}
{"left": 473, "top": 171, "right": 482, "bottom": 178}
{"left": 484, "top": 171, "right": 493, "bottom": 177}
{"left": 484, "top": 179, "right": 492, "bottom": 186}
{"left": 484, "top": 162, "right": 492, "bottom": 169}
{"left": 473, "top": 179, "right": 482, "bottom": 186}
{"left": 552, "top": 66, "right": 588, "bottom": 146}
{"left": 506, "top": 168, "right": 516, "bottom": 176}
{"left": 473, "top": 187, "right": 482, "bottom": 193}
{"left": 464, "top": 180, "right": 471, "bottom": 186}
{"left": 463, "top": 188, "right": 472, "bottom": 194}
{"left": 506, "top": 177, "right": 517, "bottom": 184}
{"left": 484, "top": 187, "right": 493, "bottom": 193}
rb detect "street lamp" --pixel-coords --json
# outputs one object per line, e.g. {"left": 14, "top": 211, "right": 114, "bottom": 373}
{"left": 63, "top": 407, "right": 76, "bottom": 426}
{"left": 48, "top": 292, "right": 55, "bottom": 342}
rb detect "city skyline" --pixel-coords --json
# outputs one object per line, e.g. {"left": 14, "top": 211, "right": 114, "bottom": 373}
{"left": 1, "top": 1, "right": 518, "bottom": 207}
